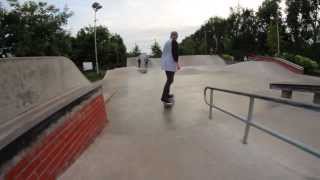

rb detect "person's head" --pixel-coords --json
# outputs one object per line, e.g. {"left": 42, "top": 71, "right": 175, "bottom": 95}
{"left": 170, "top": 31, "right": 178, "bottom": 41}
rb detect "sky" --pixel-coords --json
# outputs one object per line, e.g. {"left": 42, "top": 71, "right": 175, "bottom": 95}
{"left": 4, "top": 0, "right": 286, "bottom": 53}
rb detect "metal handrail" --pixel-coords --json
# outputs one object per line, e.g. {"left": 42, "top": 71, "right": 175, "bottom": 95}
{"left": 204, "top": 86, "right": 320, "bottom": 159}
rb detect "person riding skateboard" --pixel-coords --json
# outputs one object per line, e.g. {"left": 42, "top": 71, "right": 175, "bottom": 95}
{"left": 137, "top": 57, "right": 141, "bottom": 68}
{"left": 144, "top": 56, "right": 149, "bottom": 68}
{"left": 161, "top": 31, "right": 181, "bottom": 105}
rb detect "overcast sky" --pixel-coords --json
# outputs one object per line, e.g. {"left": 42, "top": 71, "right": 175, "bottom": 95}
{"left": 6, "top": 0, "right": 286, "bottom": 53}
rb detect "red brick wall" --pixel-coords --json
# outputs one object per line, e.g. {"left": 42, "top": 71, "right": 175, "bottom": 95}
{"left": 5, "top": 95, "right": 108, "bottom": 180}
{"left": 249, "top": 56, "right": 304, "bottom": 74}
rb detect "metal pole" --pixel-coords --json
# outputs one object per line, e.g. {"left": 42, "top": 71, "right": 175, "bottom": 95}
{"left": 243, "top": 97, "right": 255, "bottom": 144}
{"left": 94, "top": 10, "right": 100, "bottom": 74}
{"left": 209, "top": 89, "right": 214, "bottom": 119}
{"left": 212, "top": 26, "right": 218, "bottom": 54}
{"left": 204, "top": 31, "right": 207, "bottom": 54}
{"left": 276, "top": 20, "right": 280, "bottom": 56}
{"left": 214, "top": 35, "right": 218, "bottom": 54}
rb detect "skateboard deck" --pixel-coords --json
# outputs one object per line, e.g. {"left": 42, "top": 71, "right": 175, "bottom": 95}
{"left": 163, "top": 97, "right": 175, "bottom": 107}
{"left": 138, "top": 68, "right": 147, "bottom": 73}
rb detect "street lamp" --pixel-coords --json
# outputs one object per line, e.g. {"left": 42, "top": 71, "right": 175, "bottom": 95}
{"left": 92, "top": 2, "right": 102, "bottom": 74}
{"left": 271, "top": 16, "right": 280, "bottom": 56}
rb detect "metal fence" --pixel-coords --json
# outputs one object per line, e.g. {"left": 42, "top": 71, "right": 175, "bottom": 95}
{"left": 204, "top": 86, "right": 320, "bottom": 159}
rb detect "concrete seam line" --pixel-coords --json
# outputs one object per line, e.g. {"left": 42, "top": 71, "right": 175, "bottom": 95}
{"left": 104, "top": 89, "right": 119, "bottom": 103}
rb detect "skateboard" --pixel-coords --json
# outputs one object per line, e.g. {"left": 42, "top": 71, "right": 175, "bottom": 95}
{"left": 163, "top": 96, "right": 175, "bottom": 107}
{"left": 138, "top": 67, "right": 148, "bottom": 74}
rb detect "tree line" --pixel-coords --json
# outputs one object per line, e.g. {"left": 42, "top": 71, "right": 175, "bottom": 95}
{"left": 127, "top": 41, "right": 162, "bottom": 58}
{"left": 179, "top": 0, "right": 320, "bottom": 66}
{"left": 0, "top": 0, "right": 126, "bottom": 70}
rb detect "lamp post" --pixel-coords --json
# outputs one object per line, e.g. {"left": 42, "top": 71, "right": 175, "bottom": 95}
{"left": 92, "top": 2, "right": 102, "bottom": 74}
{"left": 276, "top": 18, "right": 280, "bottom": 56}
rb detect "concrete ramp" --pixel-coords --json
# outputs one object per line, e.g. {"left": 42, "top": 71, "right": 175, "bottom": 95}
{"left": 61, "top": 55, "right": 320, "bottom": 179}
{"left": 127, "top": 57, "right": 139, "bottom": 67}
{"left": 127, "top": 55, "right": 225, "bottom": 67}
{"left": 0, "top": 57, "right": 92, "bottom": 149}
{"left": 220, "top": 61, "right": 320, "bottom": 83}
{"left": 221, "top": 61, "right": 294, "bottom": 79}
{"left": 179, "top": 55, "right": 226, "bottom": 67}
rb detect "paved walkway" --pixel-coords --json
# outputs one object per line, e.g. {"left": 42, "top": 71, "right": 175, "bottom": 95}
{"left": 60, "top": 56, "right": 320, "bottom": 180}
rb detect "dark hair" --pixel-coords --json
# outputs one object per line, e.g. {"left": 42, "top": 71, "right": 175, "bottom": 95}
{"left": 170, "top": 31, "right": 178, "bottom": 38}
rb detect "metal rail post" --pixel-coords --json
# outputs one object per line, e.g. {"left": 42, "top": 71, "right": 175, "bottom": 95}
{"left": 209, "top": 89, "right": 214, "bottom": 119}
{"left": 243, "top": 97, "right": 255, "bottom": 144}
{"left": 203, "top": 86, "right": 320, "bottom": 159}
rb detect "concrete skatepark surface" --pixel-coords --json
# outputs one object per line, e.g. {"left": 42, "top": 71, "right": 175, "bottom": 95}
{"left": 61, "top": 55, "right": 320, "bottom": 180}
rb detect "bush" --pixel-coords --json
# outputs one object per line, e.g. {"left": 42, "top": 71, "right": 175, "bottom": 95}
{"left": 294, "top": 55, "right": 319, "bottom": 73}
{"left": 280, "top": 52, "right": 319, "bottom": 74}
{"left": 221, "top": 54, "right": 234, "bottom": 61}
{"left": 280, "top": 52, "right": 295, "bottom": 62}
{"left": 302, "top": 43, "right": 320, "bottom": 64}
{"left": 83, "top": 71, "right": 106, "bottom": 82}
{"left": 230, "top": 50, "right": 245, "bottom": 61}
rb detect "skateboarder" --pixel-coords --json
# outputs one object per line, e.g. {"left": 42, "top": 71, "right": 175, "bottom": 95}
{"left": 161, "top": 31, "right": 181, "bottom": 105}
{"left": 137, "top": 57, "right": 141, "bottom": 68}
{"left": 144, "top": 56, "right": 149, "bottom": 68}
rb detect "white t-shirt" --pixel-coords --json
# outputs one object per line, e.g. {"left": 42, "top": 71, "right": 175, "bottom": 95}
{"left": 161, "top": 39, "right": 177, "bottom": 72}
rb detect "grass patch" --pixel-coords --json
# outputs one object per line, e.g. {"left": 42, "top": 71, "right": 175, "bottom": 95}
{"left": 83, "top": 70, "right": 106, "bottom": 82}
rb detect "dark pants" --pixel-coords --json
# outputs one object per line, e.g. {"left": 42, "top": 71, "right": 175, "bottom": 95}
{"left": 161, "top": 71, "right": 175, "bottom": 100}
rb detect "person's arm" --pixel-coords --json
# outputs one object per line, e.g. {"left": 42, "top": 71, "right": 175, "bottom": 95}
{"left": 172, "top": 40, "right": 179, "bottom": 63}
{"left": 172, "top": 40, "right": 180, "bottom": 70}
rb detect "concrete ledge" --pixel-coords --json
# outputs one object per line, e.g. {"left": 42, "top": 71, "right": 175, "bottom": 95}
{"left": 0, "top": 84, "right": 101, "bottom": 150}
{"left": 0, "top": 57, "right": 91, "bottom": 150}
{"left": 270, "top": 82, "right": 320, "bottom": 104}
{"left": 274, "top": 57, "right": 304, "bottom": 70}
{"left": 4, "top": 94, "right": 108, "bottom": 179}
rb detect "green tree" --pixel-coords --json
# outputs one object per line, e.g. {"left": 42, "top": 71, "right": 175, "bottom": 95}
{"left": 308, "top": 0, "right": 320, "bottom": 44}
{"left": 179, "top": 0, "right": 320, "bottom": 65}
{"left": 151, "top": 41, "right": 162, "bottom": 58}
{"left": 72, "top": 26, "right": 127, "bottom": 70}
{"left": 226, "top": 8, "right": 258, "bottom": 59}
{"left": 1, "top": 0, "right": 73, "bottom": 56}
{"left": 108, "top": 34, "right": 127, "bottom": 67}
{"left": 132, "top": 44, "right": 141, "bottom": 57}
{"left": 237, "top": 8, "right": 258, "bottom": 55}
{"left": 286, "top": 0, "right": 306, "bottom": 51}
{"left": 256, "top": 0, "right": 282, "bottom": 53}
{"left": 180, "top": 7, "right": 258, "bottom": 60}
{"left": 286, "top": 0, "right": 320, "bottom": 49}
{"left": 267, "top": 22, "right": 278, "bottom": 55}
{"left": 207, "top": 17, "right": 228, "bottom": 53}
{"left": 0, "top": 2, "right": 7, "bottom": 49}
{"left": 180, "top": 16, "right": 228, "bottom": 55}
{"left": 180, "top": 37, "right": 197, "bottom": 55}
